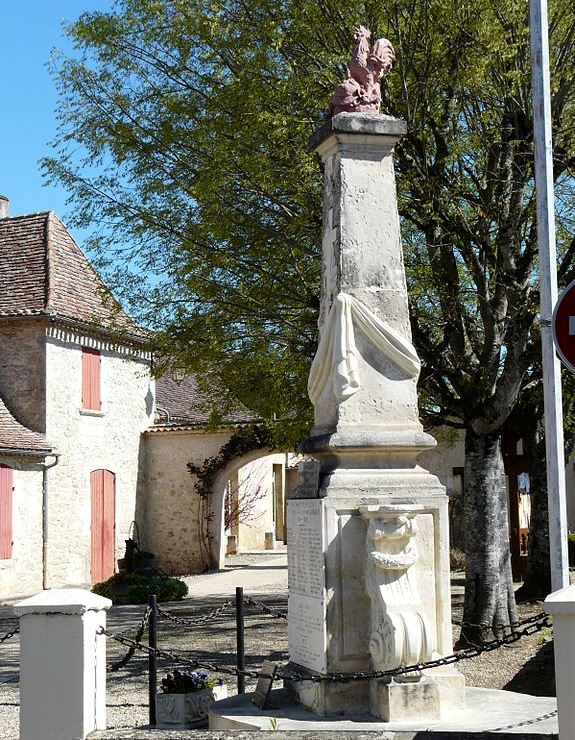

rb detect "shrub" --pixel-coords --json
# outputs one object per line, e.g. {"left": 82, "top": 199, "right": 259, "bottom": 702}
{"left": 568, "top": 533, "right": 575, "bottom": 567}
{"left": 92, "top": 571, "right": 188, "bottom": 604}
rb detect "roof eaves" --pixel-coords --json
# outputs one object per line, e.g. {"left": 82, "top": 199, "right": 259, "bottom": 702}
{"left": 145, "top": 422, "right": 245, "bottom": 434}
{"left": 0, "top": 446, "right": 54, "bottom": 457}
{"left": 0, "top": 311, "right": 149, "bottom": 346}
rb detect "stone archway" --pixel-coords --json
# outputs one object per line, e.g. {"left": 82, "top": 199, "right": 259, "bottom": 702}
{"left": 209, "top": 448, "right": 283, "bottom": 569}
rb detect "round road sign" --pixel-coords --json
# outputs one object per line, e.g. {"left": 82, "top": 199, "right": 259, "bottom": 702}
{"left": 553, "top": 278, "right": 575, "bottom": 372}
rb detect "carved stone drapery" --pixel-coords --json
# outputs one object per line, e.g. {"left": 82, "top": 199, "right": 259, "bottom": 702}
{"left": 308, "top": 291, "right": 420, "bottom": 405}
{"left": 359, "top": 506, "right": 432, "bottom": 680}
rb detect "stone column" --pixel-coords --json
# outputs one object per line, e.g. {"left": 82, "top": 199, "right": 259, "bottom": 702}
{"left": 16, "top": 588, "right": 111, "bottom": 740}
{"left": 286, "top": 113, "right": 464, "bottom": 717}
{"left": 545, "top": 585, "right": 575, "bottom": 739}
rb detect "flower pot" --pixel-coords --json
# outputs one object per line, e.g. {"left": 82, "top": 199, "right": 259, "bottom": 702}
{"left": 156, "top": 684, "right": 227, "bottom": 728}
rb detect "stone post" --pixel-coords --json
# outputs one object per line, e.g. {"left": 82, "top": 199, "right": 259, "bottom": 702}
{"left": 545, "top": 585, "right": 575, "bottom": 739}
{"left": 15, "top": 588, "right": 112, "bottom": 740}
{"left": 286, "top": 113, "right": 464, "bottom": 718}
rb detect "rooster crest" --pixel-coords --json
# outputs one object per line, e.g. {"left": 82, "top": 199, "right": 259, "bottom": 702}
{"left": 329, "top": 26, "right": 395, "bottom": 117}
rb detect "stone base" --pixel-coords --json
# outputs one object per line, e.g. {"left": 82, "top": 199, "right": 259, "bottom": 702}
{"left": 370, "top": 677, "right": 440, "bottom": 721}
{"left": 425, "top": 665, "right": 467, "bottom": 712}
{"left": 209, "top": 687, "right": 558, "bottom": 736}
{"left": 285, "top": 664, "right": 465, "bottom": 720}
{"left": 285, "top": 669, "right": 368, "bottom": 716}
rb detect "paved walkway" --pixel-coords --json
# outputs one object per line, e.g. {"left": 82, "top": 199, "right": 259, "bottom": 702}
{"left": 183, "top": 549, "right": 288, "bottom": 598}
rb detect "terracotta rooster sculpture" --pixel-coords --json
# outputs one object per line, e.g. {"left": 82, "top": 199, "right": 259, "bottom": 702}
{"left": 329, "top": 26, "right": 395, "bottom": 117}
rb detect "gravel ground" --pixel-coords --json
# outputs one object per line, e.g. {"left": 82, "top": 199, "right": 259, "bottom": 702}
{"left": 0, "top": 562, "right": 554, "bottom": 739}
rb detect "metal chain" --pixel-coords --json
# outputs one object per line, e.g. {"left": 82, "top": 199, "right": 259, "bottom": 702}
{"left": 104, "top": 630, "right": 263, "bottom": 679}
{"left": 101, "top": 613, "right": 551, "bottom": 684}
{"left": 278, "top": 615, "right": 552, "bottom": 683}
{"left": 157, "top": 600, "right": 233, "bottom": 627}
{"left": 106, "top": 608, "right": 151, "bottom": 673}
{"left": 0, "top": 625, "right": 19, "bottom": 644}
{"left": 452, "top": 611, "right": 547, "bottom": 631}
{"left": 243, "top": 596, "right": 288, "bottom": 620}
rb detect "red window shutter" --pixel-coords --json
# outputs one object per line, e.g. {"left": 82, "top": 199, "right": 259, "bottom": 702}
{"left": 0, "top": 465, "right": 13, "bottom": 559}
{"left": 82, "top": 347, "right": 101, "bottom": 410}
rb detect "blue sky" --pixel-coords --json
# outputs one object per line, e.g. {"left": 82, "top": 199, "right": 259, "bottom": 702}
{"left": 0, "top": 1, "right": 114, "bottom": 247}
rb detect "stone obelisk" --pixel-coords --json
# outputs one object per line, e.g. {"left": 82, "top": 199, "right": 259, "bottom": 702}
{"left": 286, "top": 27, "right": 464, "bottom": 720}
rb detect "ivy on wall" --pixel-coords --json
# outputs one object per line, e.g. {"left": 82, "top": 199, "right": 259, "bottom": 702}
{"left": 187, "top": 424, "right": 274, "bottom": 569}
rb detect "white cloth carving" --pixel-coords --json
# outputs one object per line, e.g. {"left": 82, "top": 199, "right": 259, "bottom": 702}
{"left": 308, "top": 292, "right": 420, "bottom": 404}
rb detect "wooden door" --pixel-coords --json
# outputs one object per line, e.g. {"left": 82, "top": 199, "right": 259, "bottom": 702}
{"left": 90, "top": 469, "right": 115, "bottom": 584}
{"left": 0, "top": 465, "right": 13, "bottom": 559}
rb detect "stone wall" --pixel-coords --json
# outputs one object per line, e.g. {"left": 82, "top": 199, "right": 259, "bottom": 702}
{"left": 418, "top": 428, "right": 466, "bottom": 496}
{"left": 0, "top": 455, "right": 44, "bottom": 597}
{"left": 141, "top": 429, "right": 232, "bottom": 574}
{"left": 0, "top": 320, "right": 46, "bottom": 432}
{"left": 44, "top": 327, "right": 153, "bottom": 587}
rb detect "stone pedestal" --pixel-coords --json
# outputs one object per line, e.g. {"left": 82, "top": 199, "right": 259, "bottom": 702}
{"left": 545, "top": 585, "right": 575, "bottom": 740}
{"left": 15, "top": 588, "right": 111, "bottom": 740}
{"left": 286, "top": 113, "right": 464, "bottom": 718}
{"left": 371, "top": 677, "right": 440, "bottom": 721}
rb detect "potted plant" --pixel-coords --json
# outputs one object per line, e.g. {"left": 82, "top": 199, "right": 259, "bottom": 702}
{"left": 156, "top": 669, "right": 227, "bottom": 728}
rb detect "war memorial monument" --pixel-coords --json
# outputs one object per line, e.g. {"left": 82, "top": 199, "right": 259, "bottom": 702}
{"left": 209, "top": 25, "right": 558, "bottom": 735}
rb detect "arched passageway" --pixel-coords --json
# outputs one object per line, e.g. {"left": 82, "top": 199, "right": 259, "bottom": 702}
{"left": 209, "top": 451, "right": 299, "bottom": 569}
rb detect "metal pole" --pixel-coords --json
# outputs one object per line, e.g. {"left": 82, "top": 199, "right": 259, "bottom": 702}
{"left": 236, "top": 586, "right": 246, "bottom": 694}
{"left": 529, "top": 0, "right": 569, "bottom": 590}
{"left": 148, "top": 593, "right": 158, "bottom": 725}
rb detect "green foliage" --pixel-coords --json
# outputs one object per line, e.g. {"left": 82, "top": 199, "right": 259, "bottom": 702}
{"left": 43, "top": 0, "right": 575, "bottom": 445}
{"left": 568, "top": 533, "right": 575, "bottom": 567}
{"left": 43, "top": 0, "right": 575, "bottom": 625}
{"left": 161, "top": 669, "right": 224, "bottom": 694}
{"left": 188, "top": 424, "right": 274, "bottom": 500}
{"left": 92, "top": 571, "right": 188, "bottom": 604}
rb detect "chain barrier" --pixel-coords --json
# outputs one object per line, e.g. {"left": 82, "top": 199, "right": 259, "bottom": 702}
{"left": 452, "top": 611, "right": 547, "bottom": 631}
{"left": 243, "top": 596, "right": 287, "bottom": 620}
{"left": 102, "top": 629, "right": 263, "bottom": 680}
{"left": 107, "top": 608, "right": 151, "bottom": 673}
{"left": 100, "top": 612, "right": 551, "bottom": 684}
{"left": 157, "top": 600, "right": 233, "bottom": 627}
{"left": 0, "top": 625, "right": 19, "bottom": 644}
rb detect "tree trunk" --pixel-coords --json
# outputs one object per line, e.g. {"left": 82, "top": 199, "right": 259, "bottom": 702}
{"left": 459, "top": 427, "right": 517, "bottom": 645}
{"left": 515, "top": 434, "right": 551, "bottom": 601}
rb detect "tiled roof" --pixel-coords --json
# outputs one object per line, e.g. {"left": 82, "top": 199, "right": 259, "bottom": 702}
{"left": 0, "top": 398, "right": 53, "bottom": 454}
{"left": 155, "top": 375, "right": 256, "bottom": 426}
{"left": 0, "top": 212, "right": 142, "bottom": 336}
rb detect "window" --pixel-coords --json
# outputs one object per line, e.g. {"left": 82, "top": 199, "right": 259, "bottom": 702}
{"left": 82, "top": 347, "right": 101, "bottom": 410}
{"left": 0, "top": 465, "right": 13, "bottom": 559}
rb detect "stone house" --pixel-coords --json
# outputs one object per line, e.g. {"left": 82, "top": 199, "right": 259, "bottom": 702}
{"left": 0, "top": 205, "right": 153, "bottom": 597}
{"left": 142, "top": 374, "right": 297, "bottom": 574}
{"left": 0, "top": 200, "right": 296, "bottom": 598}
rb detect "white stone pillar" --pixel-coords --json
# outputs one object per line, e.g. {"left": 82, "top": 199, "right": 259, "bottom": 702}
{"left": 545, "top": 585, "right": 575, "bottom": 739}
{"left": 286, "top": 112, "right": 464, "bottom": 718}
{"left": 15, "top": 588, "right": 112, "bottom": 740}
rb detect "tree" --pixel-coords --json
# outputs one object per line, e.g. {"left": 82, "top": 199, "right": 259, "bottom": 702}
{"left": 44, "top": 0, "right": 575, "bottom": 640}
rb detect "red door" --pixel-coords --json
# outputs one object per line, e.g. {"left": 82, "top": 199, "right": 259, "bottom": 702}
{"left": 91, "top": 470, "right": 115, "bottom": 584}
{"left": 0, "top": 465, "right": 13, "bottom": 559}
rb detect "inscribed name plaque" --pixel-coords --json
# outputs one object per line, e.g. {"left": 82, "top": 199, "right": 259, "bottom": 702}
{"left": 287, "top": 499, "right": 327, "bottom": 673}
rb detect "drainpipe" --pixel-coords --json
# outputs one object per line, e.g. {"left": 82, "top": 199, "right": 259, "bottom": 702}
{"left": 42, "top": 452, "right": 61, "bottom": 590}
{"left": 155, "top": 406, "right": 171, "bottom": 424}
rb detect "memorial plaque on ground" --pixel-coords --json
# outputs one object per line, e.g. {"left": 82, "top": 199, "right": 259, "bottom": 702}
{"left": 252, "top": 660, "right": 277, "bottom": 709}
{"left": 287, "top": 499, "right": 327, "bottom": 673}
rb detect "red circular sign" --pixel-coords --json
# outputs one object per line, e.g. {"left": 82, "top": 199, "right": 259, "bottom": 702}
{"left": 553, "top": 279, "right": 575, "bottom": 372}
